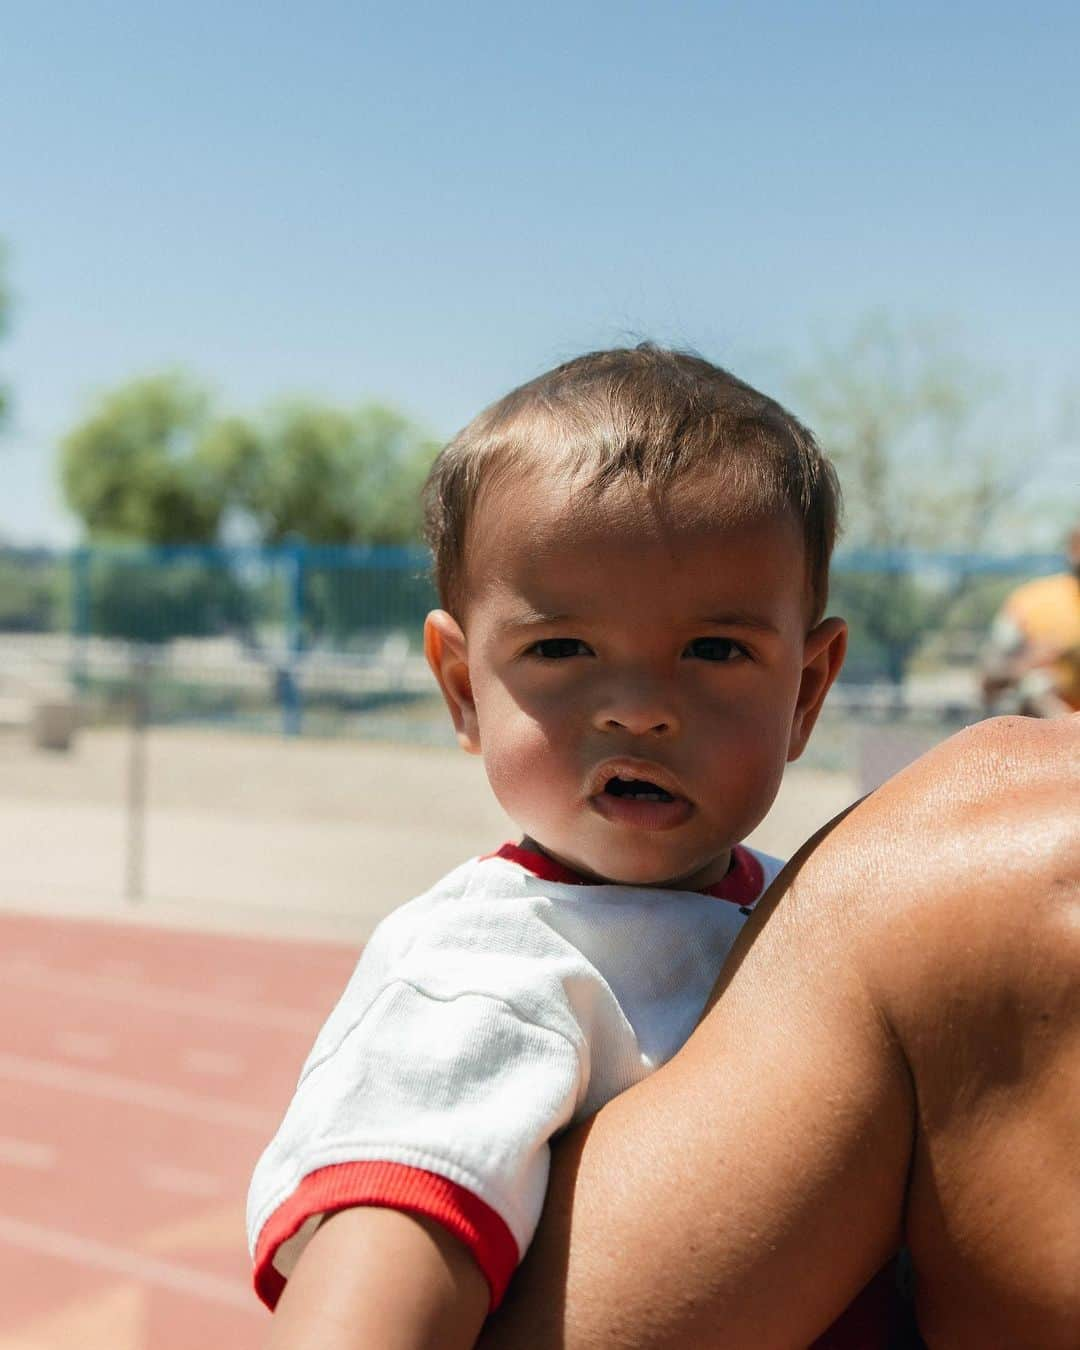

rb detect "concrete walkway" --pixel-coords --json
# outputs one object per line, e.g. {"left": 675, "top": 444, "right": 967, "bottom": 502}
{"left": 0, "top": 725, "right": 858, "bottom": 943}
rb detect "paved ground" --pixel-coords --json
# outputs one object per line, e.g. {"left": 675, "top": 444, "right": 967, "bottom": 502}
{"left": 0, "top": 726, "right": 516, "bottom": 940}
{"left": 0, "top": 725, "right": 860, "bottom": 940}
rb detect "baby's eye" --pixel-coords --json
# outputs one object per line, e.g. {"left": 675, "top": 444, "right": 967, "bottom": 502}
{"left": 527, "top": 638, "right": 592, "bottom": 659}
{"left": 684, "top": 636, "right": 747, "bottom": 662}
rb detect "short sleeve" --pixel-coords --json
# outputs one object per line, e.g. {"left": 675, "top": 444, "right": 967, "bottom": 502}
{"left": 247, "top": 976, "right": 585, "bottom": 1309}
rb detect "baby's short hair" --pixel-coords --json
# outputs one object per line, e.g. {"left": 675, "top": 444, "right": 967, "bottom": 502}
{"left": 424, "top": 345, "right": 842, "bottom": 624}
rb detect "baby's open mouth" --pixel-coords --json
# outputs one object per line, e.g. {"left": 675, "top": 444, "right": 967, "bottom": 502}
{"left": 604, "top": 776, "right": 677, "bottom": 802}
{"left": 590, "top": 770, "right": 693, "bottom": 831}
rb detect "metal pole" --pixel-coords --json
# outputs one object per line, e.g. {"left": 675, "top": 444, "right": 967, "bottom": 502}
{"left": 282, "top": 541, "right": 305, "bottom": 736}
{"left": 70, "top": 546, "right": 90, "bottom": 693}
{"left": 125, "top": 645, "right": 149, "bottom": 903}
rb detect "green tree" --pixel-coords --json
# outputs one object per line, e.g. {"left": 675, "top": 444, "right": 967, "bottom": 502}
{"left": 0, "top": 553, "right": 64, "bottom": 631}
{"left": 202, "top": 400, "right": 438, "bottom": 646}
{"left": 204, "top": 400, "right": 438, "bottom": 546}
{"left": 60, "top": 373, "right": 225, "bottom": 543}
{"left": 789, "top": 315, "right": 1040, "bottom": 687}
{"left": 58, "top": 376, "right": 439, "bottom": 646}
{"left": 88, "top": 553, "right": 253, "bottom": 644}
{"left": 59, "top": 373, "right": 246, "bottom": 643}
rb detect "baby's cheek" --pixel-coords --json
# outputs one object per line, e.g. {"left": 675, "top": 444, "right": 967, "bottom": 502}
{"left": 715, "top": 732, "right": 789, "bottom": 837}
{"left": 479, "top": 716, "right": 564, "bottom": 828}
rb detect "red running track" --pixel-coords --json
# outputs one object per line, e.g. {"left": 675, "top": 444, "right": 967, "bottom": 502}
{"left": 0, "top": 912, "right": 361, "bottom": 1350}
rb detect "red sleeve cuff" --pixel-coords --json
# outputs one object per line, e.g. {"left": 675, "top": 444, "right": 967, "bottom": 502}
{"left": 253, "top": 1160, "right": 520, "bottom": 1312}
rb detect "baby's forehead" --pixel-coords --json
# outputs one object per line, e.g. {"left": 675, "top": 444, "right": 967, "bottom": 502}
{"left": 470, "top": 461, "right": 796, "bottom": 560}
{"left": 462, "top": 466, "right": 808, "bottom": 620}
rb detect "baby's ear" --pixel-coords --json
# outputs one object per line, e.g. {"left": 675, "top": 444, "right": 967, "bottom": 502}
{"left": 788, "top": 616, "right": 847, "bottom": 762}
{"left": 424, "top": 610, "right": 482, "bottom": 754}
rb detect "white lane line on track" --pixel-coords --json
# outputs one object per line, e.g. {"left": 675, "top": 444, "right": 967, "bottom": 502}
{"left": 96, "top": 958, "right": 143, "bottom": 981}
{"left": 212, "top": 973, "right": 261, "bottom": 999}
{"left": 182, "top": 1048, "right": 243, "bottom": 1077}
{"left": 0, "top": 1215, "right": 251, "bottom": 1308}
{"left": 54, "top": 1030, "right": 113, "bottom": 1061}
{"left": 0, "top": 962, "right": 315, "bottom": 1032}
{"left": 0, "top": 1053, "right": 276, "bottom": 1132}
{"left": 0, "top": 1135, "right": 56, "bottom": 1170}
{"left": 140, "top": 1162, "right": 222, "bottom": 1198}
{"left": 7, "top": 949, "right": 45, "bottom": 969}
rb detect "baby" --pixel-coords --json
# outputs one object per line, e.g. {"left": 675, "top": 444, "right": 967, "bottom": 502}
{"left": 247, "top": 345, "right": 848, "bottom": 1347}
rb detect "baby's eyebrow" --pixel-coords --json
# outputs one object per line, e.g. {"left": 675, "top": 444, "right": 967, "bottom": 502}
{"left": 501, "top": 609, "right": 577, "bottom": 632}
{"left": 500, "top": 608, "right": 781, "bottom": 636}
{"left": 698, "top": 611, "right": 780, "bottom": 634}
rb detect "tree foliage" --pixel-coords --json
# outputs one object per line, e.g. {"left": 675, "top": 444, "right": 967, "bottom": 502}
{"left": 88, "top": 554, "right": 254, "bottom": 644}
{"left": 203, "top": 400, "right": 437, "bottom": 546}
{"left": 789, "top": 315, "right": 1044, "bottom": 686}
{"left": 58, "top": 374, "right": 439, "bottom": 645}
{"left": 0, "top": 554, "right": 63, "bottom": 632}
{"left": 790, "top": 313, "right": 1013, "bottom": 554}
{"left": 59, "top": 373, "right": 224, "bottom": 543}
{"left": 60, "top": 376, "right": 437, "bottom": 548}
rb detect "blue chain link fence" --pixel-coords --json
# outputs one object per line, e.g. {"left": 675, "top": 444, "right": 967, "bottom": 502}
{"left": 0, "top": 543, "right": 1069, "bottom": 905}
{"left": 0, "top": 543, "right": 438, "bottom": 740}
{"left": 0, "top": 542, "right": 1064, "bottom": 749}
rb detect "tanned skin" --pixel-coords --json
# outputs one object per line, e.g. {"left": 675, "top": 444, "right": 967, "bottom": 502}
{"left": 266, "top": 1209, "right": 488, "bottom": 1350}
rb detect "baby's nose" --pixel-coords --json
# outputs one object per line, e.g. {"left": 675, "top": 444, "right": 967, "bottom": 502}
{"left": 599, "top": 713, "right": 674, "bottom": 736}
{"left": 593, "top": 684, "right": 680, "bottom": 737}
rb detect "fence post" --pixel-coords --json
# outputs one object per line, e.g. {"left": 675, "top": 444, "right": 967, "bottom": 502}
{"left": 70, "top": 546, "right": 91, "bottom": 692}
{"left": 125, "top": 644, "right": 150, "bottom": 903}
{"left": 280, "top": 541, "right": 306, "bottom": 736}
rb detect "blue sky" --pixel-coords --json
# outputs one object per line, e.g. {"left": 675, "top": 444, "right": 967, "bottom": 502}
{"left": 4, "top": 1, "right": 1078, "bottom": 543}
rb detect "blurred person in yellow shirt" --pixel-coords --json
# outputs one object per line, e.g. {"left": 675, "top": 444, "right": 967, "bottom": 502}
{"left": 981, "top": 524, "right": 1080, "bottom": 716}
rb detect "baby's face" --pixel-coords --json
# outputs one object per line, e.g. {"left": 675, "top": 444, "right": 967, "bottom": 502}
{"left": 427, "top": 471, "right": 844, "bottom": 889}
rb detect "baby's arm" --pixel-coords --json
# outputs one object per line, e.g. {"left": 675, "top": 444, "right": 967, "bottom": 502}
{"left": 247, "top": 872, "right": 608, "bottom": 1345}
{"left": 248, "top": 964, "right": 585, "bottom": 1345}
{"left": 265, "top": 1207, "right": 488, "bottom": 1350}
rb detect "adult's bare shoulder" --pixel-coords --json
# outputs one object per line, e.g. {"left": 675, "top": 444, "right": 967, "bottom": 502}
{"left": 762, "top": 715, "right": 1077, "bottom": 978}
{"left": 847, "top": 715, "right": 1079, "bottom": 1018}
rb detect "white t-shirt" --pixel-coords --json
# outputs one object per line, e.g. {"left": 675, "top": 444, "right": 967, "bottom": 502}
{"left": 247, "top": 841, "right": 784, "bottom": 1310}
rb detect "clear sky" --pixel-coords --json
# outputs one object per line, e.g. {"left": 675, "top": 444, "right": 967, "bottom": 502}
{"left": 3, "top": 1, "right": 1078, "bottom": 543}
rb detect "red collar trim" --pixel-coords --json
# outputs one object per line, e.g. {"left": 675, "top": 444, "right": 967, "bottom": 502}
{"left": 486, "top": 842, "right": 765, "bottom": 907}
